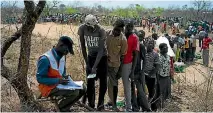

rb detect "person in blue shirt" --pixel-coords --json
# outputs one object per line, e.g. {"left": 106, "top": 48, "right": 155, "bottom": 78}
{"left": 36, "top": 36, "right": 86, "bottom": 112}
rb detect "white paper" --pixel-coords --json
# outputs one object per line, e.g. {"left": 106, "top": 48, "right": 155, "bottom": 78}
{"left": 87, "top": 74, "right": 96, "bottom": 79}
{"left": 174, "top": 62, "right": 185, "bottom": 67}
{"left": 56, "top": 76, "right": 84, "bottom": 90}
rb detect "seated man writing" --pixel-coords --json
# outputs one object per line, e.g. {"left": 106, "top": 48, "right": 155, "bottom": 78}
{"left": 36, "top": 36, "right": 86, "bottom": 112}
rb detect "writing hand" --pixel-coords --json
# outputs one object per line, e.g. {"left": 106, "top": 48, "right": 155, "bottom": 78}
{"left": 59, "top": 78, "right": 69, "bottom": 85}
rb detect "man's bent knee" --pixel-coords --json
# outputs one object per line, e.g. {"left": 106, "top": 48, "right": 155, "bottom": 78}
{"left": 79, "top": 84, "right": 87, "bottom": 96}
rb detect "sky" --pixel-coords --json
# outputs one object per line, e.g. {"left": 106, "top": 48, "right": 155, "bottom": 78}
{"left": 64, "top": 0, "right": 193, "bottom": 8}
{"left": 7, "top": 0, "right": 197, "bottom": 9}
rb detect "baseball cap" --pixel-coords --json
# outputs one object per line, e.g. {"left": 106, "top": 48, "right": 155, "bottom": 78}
{"left": 85, "top": 14, "right": 98, "bottom": 27}
{"left": 113, "top": 19, "right": 125, "bottom": 28}
{"left": 59, "top": 36, "right": 74, "bottom": 55}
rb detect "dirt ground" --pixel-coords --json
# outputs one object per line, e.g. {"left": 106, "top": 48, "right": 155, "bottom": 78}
{"left": 1, "top": 23, "right": 213, "bottom": 112}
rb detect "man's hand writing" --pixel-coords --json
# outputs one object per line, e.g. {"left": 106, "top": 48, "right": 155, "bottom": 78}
{"left": 59, "top": 78, "right": 69, "bottom": 85}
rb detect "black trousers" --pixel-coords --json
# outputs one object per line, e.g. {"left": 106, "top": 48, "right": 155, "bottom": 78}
{"left": 159, "top": 76, "right": 171, "bottom": 101}
{"left": 49, "top": 84, "right": 86, "bottom": 112}
{"left": 85, "top": 55, "right": 108, "bottom": 109}
{"left": 131, "top": 73, "right": 151, "bottom": 111}
{"left": 185, "top": 48, "right": 192, "bottom": 62}
{"left": 145, "top": 75, "right": 159, "bottom": 111}
{"left": 192, "top": 47, "right": 196, "bottom": 61}
{"left": 199, "top": 38, "right": 203, "bottom": 48}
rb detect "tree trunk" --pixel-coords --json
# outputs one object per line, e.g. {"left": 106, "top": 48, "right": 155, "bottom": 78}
{"left": 15, "top": 12, "right": 38, "bottom": 111}
{"left": 10, "top": 77, "right": 43, "bottom": 111}
{"left": 1, "top": 0, "right": 46, "bottom": 111}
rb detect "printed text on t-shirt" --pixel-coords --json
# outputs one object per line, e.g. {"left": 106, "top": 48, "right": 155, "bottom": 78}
{"left": 84, "top": 35, "right": 99, "bottom": 47}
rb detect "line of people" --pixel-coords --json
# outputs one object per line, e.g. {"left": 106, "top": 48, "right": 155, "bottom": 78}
{"left": 78, "top": 14, "right": 174, "bottom": 112}
{"left": 37, "top": 14, "right": 211, "bottom": 112}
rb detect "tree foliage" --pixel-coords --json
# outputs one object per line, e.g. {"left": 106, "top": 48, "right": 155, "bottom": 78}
{"left": 155, "top": 7, "right": 164, "bottom": 16}
{"left": 110, "top": 4, "right": 146, "bottom": 18}
{"left": 66, "top": 6, "right": 78, "bottom": 14}
{"left": 109, "top": 4, "right": 165, "bottom": 18}
{"left": 43, "top": 0, "right": 60, "bottom": 16}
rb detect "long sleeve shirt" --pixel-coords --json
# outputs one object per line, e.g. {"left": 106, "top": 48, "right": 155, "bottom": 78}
{"left": 135, "top": 42, "right": 146, "bottom": 75}
{"left": 36, "top": 49, "right": 66, "bottom": 85}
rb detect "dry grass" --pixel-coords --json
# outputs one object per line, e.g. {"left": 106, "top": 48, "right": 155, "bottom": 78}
{"left": 1, "top": 23, "right": 213, "bottom": 112}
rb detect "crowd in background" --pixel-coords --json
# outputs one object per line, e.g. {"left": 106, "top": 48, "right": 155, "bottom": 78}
{"left": 77, "top": 14, "right": 212, "bottom": 112}
{"left": 35, "top": 13, "right": 213, "bottom": 112}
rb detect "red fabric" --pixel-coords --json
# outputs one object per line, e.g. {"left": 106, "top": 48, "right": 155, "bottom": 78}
{"left": 202, "top": 37, "right": 212, "bottom": 49}
{"left": 163, "top": 23, "right": 166, "bottom": 31}
{"left": 161, "top": 23, "right": 166, "bottom": 29}
{"left": 164, "top": 23, "right": 166, "bottom": 28}
{"left": 123, "top": 34, "right": 139, "bottom": 64}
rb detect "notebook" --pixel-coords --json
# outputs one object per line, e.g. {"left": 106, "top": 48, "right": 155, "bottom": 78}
{"left": 56, "top": 76, "right": 84, "bottom": 90}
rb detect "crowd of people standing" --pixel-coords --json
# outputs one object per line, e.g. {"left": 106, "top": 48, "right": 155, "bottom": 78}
{"left": 36, "top": 13, "right": 212, "bottom": 112}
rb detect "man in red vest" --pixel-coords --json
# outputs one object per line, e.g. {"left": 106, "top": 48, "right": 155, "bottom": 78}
{"left": 36, "top": 36, "right": 86, "bottom": 112}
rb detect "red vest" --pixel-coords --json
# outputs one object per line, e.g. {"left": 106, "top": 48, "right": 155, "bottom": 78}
{"left": 38, "top": 50, "right": 65, "bottom": 97}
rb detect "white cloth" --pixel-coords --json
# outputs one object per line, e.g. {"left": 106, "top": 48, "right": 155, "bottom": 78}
{"left": 199, "top": 31, "right": 206, "bottom": 37}
{"left": 43, "top": 50, "right": 65, "bottom": 75}
{"left": 156, "top": 36, "right": 175, "bottom": 57}
{"left": 174, "top": 23, "right": 179, "bottom": 29}
{"left": 189, "top": 26, "right": 193, "bottom": 31}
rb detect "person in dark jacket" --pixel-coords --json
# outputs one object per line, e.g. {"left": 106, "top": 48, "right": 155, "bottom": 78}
{"left": 144, "top": 43, "right": 160, "bottom": 111}
{"left": 165, "top": 33, "right": 174, "bottom": 49}
{"left": 131, "top": 30, "right": 151, "bottom": 111}
{"left": 78, "top": 14, "right": 107, "bottom": 111}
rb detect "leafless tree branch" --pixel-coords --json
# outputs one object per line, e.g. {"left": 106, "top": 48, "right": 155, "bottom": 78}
{"left": 52, "top": 0, "right": 60, "bottom": 7}
{"left": 1, "top": 65, "right": 12, "bottom": 80}
{"left": 1, "top": 29, "right": 22, "bottom": 58}
{"left": 24, "top": 0, "right": 35, "bottom": 14}
{"left": 35, "top": 0, "right": 46, "bottom": 18}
